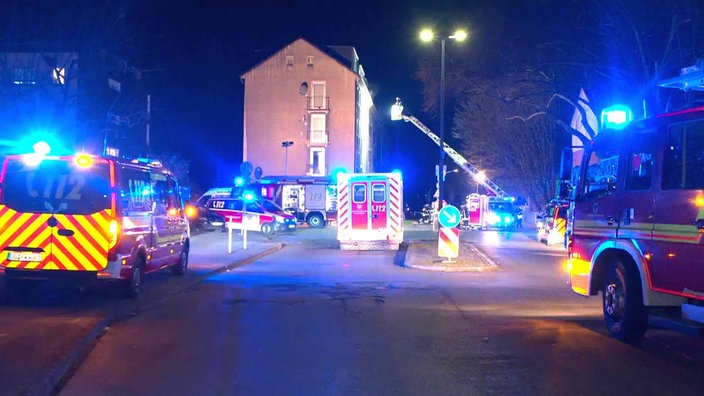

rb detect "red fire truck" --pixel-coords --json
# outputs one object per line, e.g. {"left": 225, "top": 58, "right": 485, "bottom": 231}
{"left": 566, "top": 64, "right": 704, "bottom": 340}
{"left": 336, "top": 173, "right": 403, "bottom": 250}
{"left": 256, "top": 175, "right": 336, "bottom": 228}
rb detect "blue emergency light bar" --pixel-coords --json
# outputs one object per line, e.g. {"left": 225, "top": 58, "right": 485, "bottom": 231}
{"left": 601, "top": 104, "right": 633, "bottom": 130}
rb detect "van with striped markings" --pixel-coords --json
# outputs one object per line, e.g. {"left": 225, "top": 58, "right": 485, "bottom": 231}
{"left": 0, "top": 153, "right": 190, "bottom": 297}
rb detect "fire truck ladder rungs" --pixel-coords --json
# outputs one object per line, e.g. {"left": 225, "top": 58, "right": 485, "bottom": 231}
{"left": 403, "top": 115, "right": 508, "bottom": 197}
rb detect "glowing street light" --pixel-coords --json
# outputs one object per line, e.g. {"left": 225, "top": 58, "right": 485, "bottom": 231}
{"left": 419, "top": 27, "right": 469, "bottom": 210}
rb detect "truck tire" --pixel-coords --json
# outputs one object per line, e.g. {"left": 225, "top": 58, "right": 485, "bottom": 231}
{"left": 124, "top": 256, "right": 145, "bottom": 298}
{"left": 307, "top": 213, "right": 325, "bottom": 228}
{"left": 602, "top": 259, "right": 647, "bottom": 341}
{"left": 171, "top": 243, "right": 189, "bottom": 276}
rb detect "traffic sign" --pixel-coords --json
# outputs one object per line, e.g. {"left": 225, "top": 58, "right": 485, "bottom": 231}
{"left": 438, "top": 227, "right": 459, "bottom": 259}
{"left": 438, "top": 205, "right": 461, "bottom": 228}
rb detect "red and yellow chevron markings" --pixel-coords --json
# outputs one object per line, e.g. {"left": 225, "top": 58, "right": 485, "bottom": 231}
{"left": 0, "top": 204, "right": 111, "bottom": 271}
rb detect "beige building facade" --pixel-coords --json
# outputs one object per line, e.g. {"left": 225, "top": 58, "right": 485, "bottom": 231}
{"left": 241, "top": 38, "right": 374, "bottom": 177}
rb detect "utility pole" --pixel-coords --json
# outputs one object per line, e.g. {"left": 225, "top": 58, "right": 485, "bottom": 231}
{"left": 146, "top": 94, "right": 151, "bottom": 156}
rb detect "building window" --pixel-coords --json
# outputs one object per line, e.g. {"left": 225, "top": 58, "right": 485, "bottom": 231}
{"left": 307, "top": 56, "right": 314, "bottom": 66}
{"left": 311, "top": 81, "right": 326, "bottom": 109}
{"left": 13, "top": 68, "right": 36, "bottom": 85}
{"left": 310, "top": 114, "right": 327, "bottom": 144}
{"left": 52, "top": 67, "right": 65, "bottom": 85}
{"left": 286, "top": 55, "right": 294, "bottom": 66}
{"left": 309, "top": 147, "right": 325, "bottom": 176}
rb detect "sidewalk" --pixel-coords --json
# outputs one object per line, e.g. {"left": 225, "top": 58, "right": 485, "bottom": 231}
{"left": 7, "top": 232, "right": 283, "bottom": 396}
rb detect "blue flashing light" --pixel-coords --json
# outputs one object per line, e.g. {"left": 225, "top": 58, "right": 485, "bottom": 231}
{"left": 391, "top": 169, "right": 402, "bottom": 175}
{"left": 242, "top": 190, "right": 256, "bottom": 202}
{"left": 601, "top": 104, "right": 633, "bottom": 130}
{"left": 234, "top": 176, "right": 245, "bottom": 187}
{"left": 33, "top": 141, "right": 51, "bottom": 156}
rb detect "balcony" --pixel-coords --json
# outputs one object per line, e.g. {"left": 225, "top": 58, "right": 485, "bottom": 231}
{"left": 308, "top": 130, "right": 329, "bottom": 145}
{"left": 306, "top": 96, "right": 329, "bottom": 111}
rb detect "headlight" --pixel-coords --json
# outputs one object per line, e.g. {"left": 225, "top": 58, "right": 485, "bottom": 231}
{"left": 487, "top": 213, "right": 500, "bottom": 224}
{"left": 274, "top": 214, "right": 284, "bottom": 223}
{"left": 504, "top": 216, "right": 514, "bottom": 223}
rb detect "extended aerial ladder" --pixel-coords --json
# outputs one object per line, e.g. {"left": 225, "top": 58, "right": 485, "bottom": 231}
{"left": 398, "top": 114, "right": 509, "bottom": 197}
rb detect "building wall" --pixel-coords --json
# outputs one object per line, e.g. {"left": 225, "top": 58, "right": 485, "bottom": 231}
{"left": 242, "top": 39, "right": 361, "bottom": 176}
{"left": 0, "top": 52, "right": 80, "bottom": 152}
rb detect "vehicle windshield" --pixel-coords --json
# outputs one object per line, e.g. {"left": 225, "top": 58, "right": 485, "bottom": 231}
{"left": 260, "top": 199, "right": 283, "bottom": 213}
{"left": 489, "top": 203, "right": 513, "bottom": 213}
{"left": 1, "top": 157, "right": 111, "bottom": 214}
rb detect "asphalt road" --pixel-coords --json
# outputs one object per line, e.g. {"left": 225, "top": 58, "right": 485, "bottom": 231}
{"left": 55, "top": 225, "right": 704, "bottom": 395}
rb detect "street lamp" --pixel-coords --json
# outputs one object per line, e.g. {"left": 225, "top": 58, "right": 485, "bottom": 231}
{"left": 282, "top": 141, "right": 294, "bottom": 175}
{"left": 420, "top": 28, "right": 468, "bottom": 210}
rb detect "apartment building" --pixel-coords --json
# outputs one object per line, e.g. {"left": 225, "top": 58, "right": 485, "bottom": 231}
{"left": 240, "top": 38, "right": 375, "bottom": 176}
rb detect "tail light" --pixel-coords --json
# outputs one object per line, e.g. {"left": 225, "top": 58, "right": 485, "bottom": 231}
{"left": 108, "top": 219, "right": 120, "bottom": 249}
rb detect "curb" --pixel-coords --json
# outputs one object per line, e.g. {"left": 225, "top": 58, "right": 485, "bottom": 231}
{"left": 403, "top": 242, "right": 500, "bottom": 272}
{"left": 37, "top": 243, "right": 285, "bottom": 396}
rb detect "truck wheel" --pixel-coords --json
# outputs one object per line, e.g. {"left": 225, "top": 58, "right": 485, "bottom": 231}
{"left": 602, "top": 259, "right": 647, "bottom": 341}
{"left": 124, "top": 256, "right": 145, "bottom": 298}
{"left": 307, "top": 213, "right": 325, "bottom": 228}
{"left": 171, "top": 244, "right": 189, "bottom": 276}
{"left": 261, "top": 222, "right": 275, "bottom": 236}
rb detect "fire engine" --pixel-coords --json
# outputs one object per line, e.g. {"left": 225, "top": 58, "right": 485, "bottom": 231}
{"left": 256, "top": 175, "right": 337, "bottom": 228}
{"left": 336, "top": 172, "right": 403, "bottom": 250}
{"left": 537, "top": 199, "right": 570, "bottom": 246}
{"left": 566, "top": 62, "right": 704, "bottom": 340}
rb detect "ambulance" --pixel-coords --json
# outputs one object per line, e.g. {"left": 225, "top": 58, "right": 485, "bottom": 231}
{"left": 336, "top": 173, "right": 403, "bottom": 250}
{"left": 566, "top": 92, "right": 704, "bottom": 339}
{"left": 0, "top": 150, "right": 190, "bottom": 297}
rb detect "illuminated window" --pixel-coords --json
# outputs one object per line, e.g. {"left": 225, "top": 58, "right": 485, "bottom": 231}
{"left": 286, "top": 55, "right": 294, "bottom": 66}
{"left": 311, "top": 81, "right": 326, "bottom": 108}
{"left": 13, "top": 68, "right": 36, "bottom": 85}
{"left": 310, "top": 114, "right": 327, "bottom": 144}
{"left": 52, "top": 67, "right": 65, "bottom": 85}
{"left": 307, "top": 56, "right": 314, "bottom": 66}
{"left": 309, "top": 147, "right": 325, "bottom": 176}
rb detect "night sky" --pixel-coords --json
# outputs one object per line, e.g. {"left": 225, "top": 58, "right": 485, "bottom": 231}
{"left": 138, "top": 0, "right": 484, "bottom": 202}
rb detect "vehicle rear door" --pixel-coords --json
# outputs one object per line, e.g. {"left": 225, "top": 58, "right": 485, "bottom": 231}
{"left": 350, "top": 181, "right": 369, "bottom": 230}
{"left": 0, "top": 157, "right": 112, "bottom": 271}
{"left": 370, "top": 181, "right": 388, "bottom": 230}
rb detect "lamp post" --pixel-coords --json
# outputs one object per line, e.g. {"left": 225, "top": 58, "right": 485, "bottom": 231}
{"left": 282, "top": 141, "right": 294, "bottom": 175}
{"left": 420, "top": 28, "right": 467, "bottom": 210}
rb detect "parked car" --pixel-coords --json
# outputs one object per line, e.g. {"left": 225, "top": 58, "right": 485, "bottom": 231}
{"left": 202, "top": 197, "right": 297, "bottom": 235}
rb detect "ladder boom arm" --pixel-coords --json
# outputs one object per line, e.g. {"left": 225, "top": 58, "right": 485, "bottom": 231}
{"left": 403, "top": 115, "right": 508, "bottom": 197}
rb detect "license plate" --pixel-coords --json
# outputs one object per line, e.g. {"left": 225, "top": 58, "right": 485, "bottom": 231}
{"left": 7, "top": 252, "right": 43, "bottom": 262}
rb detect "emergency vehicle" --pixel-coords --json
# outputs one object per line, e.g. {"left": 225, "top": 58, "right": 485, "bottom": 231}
{"left": 566, "top": 63, "right": 704, "bottom": 340}
{"left": 461, "top": 194, "right": 487, "bottom": 229}
{"left": 336, "top": 173, "right": 403, "bottom": 250}
{"left": 0, "top": 150, "right": 190, "bottom": 297}
{"left": 256, "top": 175, "right": 337, "bottom": 228}
{"left": 536, "top": 199, "right": 570, "bottom": 246}
{"left": 204, "top": 196, "right": 297, "bottom": 235}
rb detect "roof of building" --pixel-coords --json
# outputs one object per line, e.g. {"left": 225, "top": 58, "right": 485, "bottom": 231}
{"left": 239, "top": 37, "right": 363, "bottom": 81}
